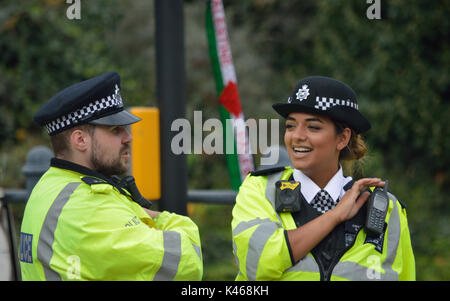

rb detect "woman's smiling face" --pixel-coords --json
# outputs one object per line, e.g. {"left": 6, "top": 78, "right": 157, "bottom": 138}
{"left": 284, "top": 112, "right": 349, "bottom": 183}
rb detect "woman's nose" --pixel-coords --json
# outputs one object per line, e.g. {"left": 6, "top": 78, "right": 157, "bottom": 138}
{"left": 292, "top": 126, "right": 307, "bottom": 141}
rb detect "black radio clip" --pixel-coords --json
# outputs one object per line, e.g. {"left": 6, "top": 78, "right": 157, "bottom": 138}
{"left": 120, "top": 176, "right": 152, "bottom": 209}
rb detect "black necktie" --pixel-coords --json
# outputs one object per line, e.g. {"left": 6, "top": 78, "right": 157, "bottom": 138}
{"left": 311, "top": 189, "right": 336, "bottom": 214}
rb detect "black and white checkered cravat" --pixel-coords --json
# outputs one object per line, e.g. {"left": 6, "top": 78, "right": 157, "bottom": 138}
{"left": 311, "top": 189, "right": 336, "bottom": 214}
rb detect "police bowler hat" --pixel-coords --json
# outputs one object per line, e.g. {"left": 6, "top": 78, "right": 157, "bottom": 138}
{"left": 272, "top": 76, "right": 371, "bottom": 133}
{"left": 34, "top": 71, "right": 141, "bottom": 136}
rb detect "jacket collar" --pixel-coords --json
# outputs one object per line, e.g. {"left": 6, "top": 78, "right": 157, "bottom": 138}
{"left": 292, "top": 165, "right": 353, "bottom": 204}
{"left": 50, "top": 157, "right": 120, "bottom": 186}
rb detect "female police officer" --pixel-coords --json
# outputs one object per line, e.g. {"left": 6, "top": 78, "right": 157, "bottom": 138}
{"left": 231, "top": 76, "right": 415, "bottom": 281}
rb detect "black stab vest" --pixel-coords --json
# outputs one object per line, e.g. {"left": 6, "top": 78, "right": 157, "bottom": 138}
{"left": 290, "top": 179, "right": 368, "bottom": 281}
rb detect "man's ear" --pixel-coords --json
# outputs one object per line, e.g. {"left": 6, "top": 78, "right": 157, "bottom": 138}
{"left": 70, "top": 129, "right": 91, "bottom": 152}
{"left": 337, "top": 127, "right": 351, "bottom": 151}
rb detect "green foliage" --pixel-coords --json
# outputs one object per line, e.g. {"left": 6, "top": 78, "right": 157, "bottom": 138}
{"left": 312, "top": 0, "right": 450, "bottom": 176}
{"left": 226, "top": 0, "right": 449, "bottom": 176}
{"left": 0, "top": 0, "right": 154, "bottom": 142}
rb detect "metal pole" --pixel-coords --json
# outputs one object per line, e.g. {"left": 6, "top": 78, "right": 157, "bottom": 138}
{"left": 155, "top": 0, "right": 187, "bottom": 215}
{"left": 188, "top": 190, "right": 237, "bottom": 206}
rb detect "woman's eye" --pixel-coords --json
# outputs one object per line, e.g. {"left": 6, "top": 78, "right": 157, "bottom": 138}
{"left": 286, "top": 124, "right": 295, "bottom": 129}
{"left": 308, "top": 125, "right": 321, "bottom": 130}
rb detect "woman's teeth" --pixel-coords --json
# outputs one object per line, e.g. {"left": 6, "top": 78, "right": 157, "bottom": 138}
{"left": 294, "top": 147, "right": 312, "bottom": 153}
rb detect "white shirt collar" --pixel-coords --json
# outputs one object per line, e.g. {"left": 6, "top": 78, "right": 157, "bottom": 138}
{"left": 292, "top": 165, "right": 353, "bottom": 204}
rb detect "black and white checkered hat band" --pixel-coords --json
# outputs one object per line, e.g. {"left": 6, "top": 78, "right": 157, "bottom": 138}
{"left": 44, "top": 85, "right": 124, "bottom": 135}
{"left": 314, "top": 96, "right": 358, "bottom": 111}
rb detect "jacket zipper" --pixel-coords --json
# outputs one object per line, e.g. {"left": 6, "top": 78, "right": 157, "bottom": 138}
{"left": 322, "top": 229, "right": 363, "bottom": 281}
{"left": 323, "top": 256, "right": 340, "bottom": 281}
{"left": 314, "top": 253, "right": 326, "bottom": 281}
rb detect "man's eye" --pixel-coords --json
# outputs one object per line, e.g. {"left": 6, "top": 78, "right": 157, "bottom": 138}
{"left": 285, "top": 124, "right": 295, "bottom": 129}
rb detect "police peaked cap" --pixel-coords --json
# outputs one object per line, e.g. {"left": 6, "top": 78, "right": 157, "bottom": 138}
{"left": 34, "top": 71, "right": 141, "bottom": 136}
{"left": 272, "top": 76, "right": 371, "bottom": 133}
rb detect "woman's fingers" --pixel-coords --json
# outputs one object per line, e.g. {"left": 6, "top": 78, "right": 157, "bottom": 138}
{"left": 334, "top": 178, "right": 385, "bottom": 222}
{"left": 352, "top": 178, "right": 385, "bottom": 193}
{"left": 354, "top": 190, "right": 371, "bottom": 213}
{"left": 350, "top": 178, "right": 385, "bottom": 200}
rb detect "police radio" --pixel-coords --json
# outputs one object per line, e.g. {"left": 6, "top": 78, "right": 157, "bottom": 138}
{"left": 121, "top": 176, "right": 153, "bottom": 209}
{"left": 365, "top": 180, "right": 389, "bottom": 236}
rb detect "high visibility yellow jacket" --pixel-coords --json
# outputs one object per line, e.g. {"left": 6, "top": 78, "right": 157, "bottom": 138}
{"left": 19, "top": 159, "right": 203, "bottom": 281}
{"left": 231, "top": 167, "right": 415, "bottom": 281}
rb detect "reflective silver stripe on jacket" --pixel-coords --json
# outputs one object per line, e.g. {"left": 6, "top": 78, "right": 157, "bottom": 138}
{"left": 332, "top": 195, "right": 401, "bottom": 280}
{"left": 192, "top": 243, "right": 202, "bottom": 260}
{"left": 153, "top": 230, "right": 182, "bottom": 281}
{"left": 235, "top": 171, "right": 335, "bottom": 279}
{"left": 37, "top": 182, "right": 81, "bottom": 281}
{"left": 265, "top": 171, "right": 285, "bottom": 222}
{"left": 232, "top": 219, "right": 266, "bottom": 279}
{"left": 382, "top": 193, "right": 401, "bottom": 280}
{"left": 286, "top": 253, "right": 320, "bottom": 274}
{"left": 233, "top": 218, "right": 273, "bottom": 236}
{"left": 231, "top": 171, "right": 288, "bottom": 280}
{"left": 246, "top": 222, "right": 280, "bottom": 280}
{"left": 233, "top": 217, "right": 282, "bottom": 280}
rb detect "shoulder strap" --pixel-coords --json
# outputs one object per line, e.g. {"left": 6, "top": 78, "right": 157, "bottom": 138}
{"left": 343, "top": 180, "right": 355, "bottom": 191}
{"left": 250, "top": 166, "right": 286, "bottom": 177}
{"left": 81, "top": 176, "right": 107, "bottom": 185}
{"left": 388, "top": 191, "right": 406, "bottom": 209}
{"left": 265, "top": 170, "right": 286, "bottom": 210}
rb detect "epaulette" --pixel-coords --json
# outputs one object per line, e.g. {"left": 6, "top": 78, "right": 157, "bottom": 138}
{"left": 397, "top": 199, "right": 407, "bottom": 209}
{"left": 250, "top": 166, "right": 287, "bottom": 177}
{"left": 388, "top": 191, "right": 407, "bottom": 209}
{"left": 343, "top": 180, "right": 355, "bottom": 191}
{"left": 81, "top": 176, "right": 107, "bottom": 185}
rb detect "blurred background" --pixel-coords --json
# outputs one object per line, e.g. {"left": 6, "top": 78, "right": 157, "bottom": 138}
{"left": 0, "top": 0, "right": 448, "bottom": 280}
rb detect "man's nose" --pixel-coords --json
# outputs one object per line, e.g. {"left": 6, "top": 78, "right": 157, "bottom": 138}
{"left": 123, "top": 127, "right": 133, "bottom": 144}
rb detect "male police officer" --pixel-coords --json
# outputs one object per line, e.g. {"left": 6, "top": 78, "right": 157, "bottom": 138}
{"left": 19, "top": 71, "right": 203, "bottom": 280}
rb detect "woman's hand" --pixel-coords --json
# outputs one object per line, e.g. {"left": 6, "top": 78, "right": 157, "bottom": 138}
{"left": 288, "top": 178, "right": 385, "bottom": 262}
{"left": 330, "top": 178, "right": 385, "bottom": 224}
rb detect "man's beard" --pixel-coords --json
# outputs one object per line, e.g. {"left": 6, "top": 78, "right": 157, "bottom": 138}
{"left": 90, "top": 140, "right": 129, "bottom": 176}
